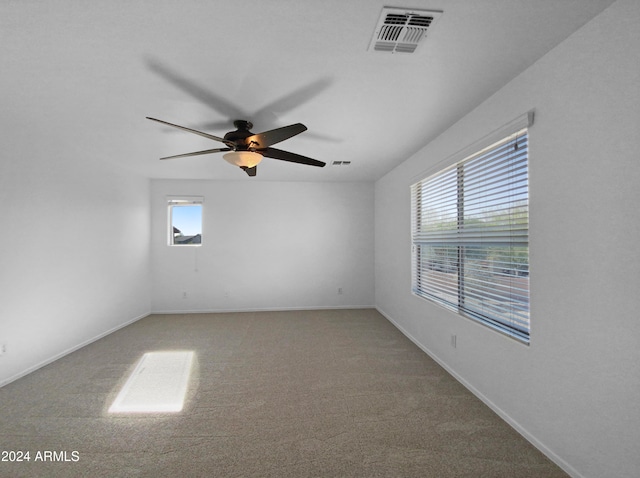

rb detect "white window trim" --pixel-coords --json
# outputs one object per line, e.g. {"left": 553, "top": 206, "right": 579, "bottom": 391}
{"left": 411, "top": 111, "right": 534, "bottom": 185}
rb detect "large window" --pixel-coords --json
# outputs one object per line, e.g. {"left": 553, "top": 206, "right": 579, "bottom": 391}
{"left": 168, "top": 197, "right": 203, "bottom": 246}
{"left": 411, "top": 116, "right": 531, "bottom": 343}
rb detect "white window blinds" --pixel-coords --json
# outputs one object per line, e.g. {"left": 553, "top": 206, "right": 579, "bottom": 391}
{"left": 411, "top": 118, "right": 531, "bottom": 343}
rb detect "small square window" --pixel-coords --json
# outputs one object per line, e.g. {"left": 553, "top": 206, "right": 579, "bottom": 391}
{"left": 168, "top": 197, "right": 203, "bottom": 246}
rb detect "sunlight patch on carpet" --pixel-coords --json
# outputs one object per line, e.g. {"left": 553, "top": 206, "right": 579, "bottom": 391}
{"left": 109, "top": 351, "right": 194, "bottom": 413}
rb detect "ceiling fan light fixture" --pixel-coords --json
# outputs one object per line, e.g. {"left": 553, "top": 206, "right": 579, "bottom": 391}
{"left": 223, "top": 151, "right": 263, "bottom": 168}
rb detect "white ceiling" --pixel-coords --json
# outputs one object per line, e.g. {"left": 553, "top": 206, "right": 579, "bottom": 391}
{"left": 2, "top": 0, "right": 615, "bottom": 182}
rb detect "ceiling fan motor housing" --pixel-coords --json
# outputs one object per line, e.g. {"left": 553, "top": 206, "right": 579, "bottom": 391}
{"left": 224, "top": 120, "right": 256, "bottom": 150}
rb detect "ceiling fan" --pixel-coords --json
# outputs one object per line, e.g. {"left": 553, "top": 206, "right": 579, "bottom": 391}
{"left": 146, "top": 118, "right": 325, "bottom": 177}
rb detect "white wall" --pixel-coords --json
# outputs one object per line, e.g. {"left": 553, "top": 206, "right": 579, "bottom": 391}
{"left": 0, "top": 159, "right": 151, "bottom": 386}
{"left": 374, "top": 1, "right": 640, "bottom": 477}
{"left": 151, "top": 179, "right": 374, "bottom": 312}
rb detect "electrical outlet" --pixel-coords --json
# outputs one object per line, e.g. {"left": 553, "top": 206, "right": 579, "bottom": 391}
{"left": 0, "top": 344, "right": 6, "bottom": 355}
{"left": 182, "top": 291, "right": 188, "bottom": 299}
{"left": 450, "top": 334, "right": 457, "bottom": 348}
{"left": 338, "top": 288, "right": 343, "bottom": 295}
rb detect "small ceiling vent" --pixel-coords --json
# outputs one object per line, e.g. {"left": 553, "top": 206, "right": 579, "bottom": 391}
{"left": 369, "top": 7, "right": 442, "bottom": 53}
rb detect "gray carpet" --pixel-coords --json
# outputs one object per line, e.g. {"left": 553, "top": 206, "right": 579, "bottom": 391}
{"left": 0, "top": 309, "right": 567, "bottom": 477}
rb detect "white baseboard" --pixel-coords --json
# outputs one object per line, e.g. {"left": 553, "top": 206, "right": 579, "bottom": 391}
{"left": 0, "top": 312, "right": 149, "bottom": 389}
{"left": 375, "top": 305, "right": 583, "bottom": 478}
{"left": 151, "top": 305, "right": 376, "bottom": 314}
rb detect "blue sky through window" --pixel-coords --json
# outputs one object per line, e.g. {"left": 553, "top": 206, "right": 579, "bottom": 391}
{"left": 172, "top": 205, "right": 202, "bottom": 236}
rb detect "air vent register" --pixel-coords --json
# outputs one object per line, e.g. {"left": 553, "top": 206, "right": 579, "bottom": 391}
{"left": 369, "top": 7, "right": 442, "bottom": 53}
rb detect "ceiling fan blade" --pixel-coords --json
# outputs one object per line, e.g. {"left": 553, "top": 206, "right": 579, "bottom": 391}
{"left": 197, "top": 120, "right": 234, "bottom": 131}
{"left": 159, "top": 147, "right": 232, "bottom": 160}
{"left": 146, "top": 58, "right": 245, "bottom": 120}
{"left": 262, "top": 147, "right": 325, "bottom": 167}
{"left": 254, "top": 78, "right": 332, "bottom": 119}
{"left": 298, "top": 131, "right": 343, "bottom": 143}
{"left": 241, "top": 165, "right": 257, "bottom": 177}
{"left": 246, "top": 123, "right": 307, "bottom": 149}
{"left": 147, "top": 117, "right": 235, "bottom": 147}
